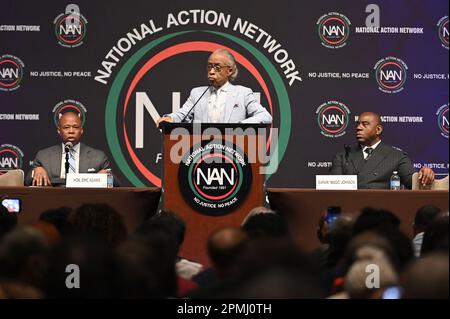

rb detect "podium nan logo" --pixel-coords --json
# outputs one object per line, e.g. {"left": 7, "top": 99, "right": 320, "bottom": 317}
{"left": 0, "top": 144, "right": 24, "bottom": 170}
{"left": 374, "top": 57, "right": 408, "bottom": 94}
{"left": 178, "top": 142, "right": 252, "bottom": 216}
{"left": 54, "top": 4, "right": 88, "bottom": 48}
{"left": 0, "top": 55, "right": 24, "bottom": 91}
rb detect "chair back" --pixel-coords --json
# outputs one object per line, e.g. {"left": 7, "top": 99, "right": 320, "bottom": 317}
{"left": 412, "top": 172, "right": 449, "bottom": 190}
{"left": 0, "top": 169, "right": 25, "bottom": 186}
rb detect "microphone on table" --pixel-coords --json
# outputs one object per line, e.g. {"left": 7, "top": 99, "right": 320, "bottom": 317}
{"left": 64, "top": 141, "right": 73, "bottom": 177}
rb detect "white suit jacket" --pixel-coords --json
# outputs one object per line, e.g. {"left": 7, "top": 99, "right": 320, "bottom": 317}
{"left": 167, "top": 84, "right": 272, "bottom": 124}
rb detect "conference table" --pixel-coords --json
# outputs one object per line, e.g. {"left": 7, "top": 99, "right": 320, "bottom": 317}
{"left": 267, "top": 188, "right": 449, "bottom": 251}
{"left": 1, "top": 186, "right": 448, "bottom": 264}
{"left": 0, "top": 187, "right": 161, "bottom": 234}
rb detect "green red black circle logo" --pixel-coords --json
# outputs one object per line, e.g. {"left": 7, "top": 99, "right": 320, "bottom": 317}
{"left": 0, "top": 144, "right": 24, "bottom": 169}
{"left": 316, "top": 101, "right": 350, "bottom": 138}
{"left": 52, "top": 100, "right": 87, "bottom": 127}
{"left": 437, "top": 16, "right": 449, "bottom": 49}
{"left": 178, "top": 140, "right": 252, "bottom": 216}
{"left": 374, "top": 57, "right": 408, "bottom": 93}
{"left": 317, "top": 12, "right": 351, "bottom": 49}
{"left": 0, "top": 55, "right": 24, "bottom": 91}
{"left": 54, "top": 8, "right": 88, "bottom": 48}
{"left": 437, "top": 103, "right": 449, "bottom": 139}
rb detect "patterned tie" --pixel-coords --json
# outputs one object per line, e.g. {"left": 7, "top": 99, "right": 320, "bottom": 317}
{"left": 68, "top": 149, "right": 76, "bottom": 173}
{"left": 364, "top": 147, "right": 374, "bottom": 160}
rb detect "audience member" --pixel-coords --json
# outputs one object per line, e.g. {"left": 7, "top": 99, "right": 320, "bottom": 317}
{"left": 71, "top": 203, "right": 127, "bottom": 247}
{"left": 0, "top": 204, "right": 17, "bottom": 242}
{"left": 402, "top": 253, "right": 449, "bottom": 299}
{"left": 412, "top": 205, "right": 442, "bottom": 257}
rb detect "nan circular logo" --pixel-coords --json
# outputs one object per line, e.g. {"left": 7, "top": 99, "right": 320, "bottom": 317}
{"left": 437, "top": 103, "right": 449, "bottom": 139}
{"left": 437, "top": 16, "right": 449, "bottom": 49}
{"left": 374, "top": 57, "right": 408, "bottom": 93}
{"left": 0, "top": 144, "right": 24, "bottom": 170}
{"left": 0, "top": 55, "right": 25, "bottom": 92}
{"left": 316, "top": 101, "right": 350, "bottom": 138}
{"left": 317, "top": 12, "right": 351, "bottom": 49}
{"left": 52, "top": 100, "right": 87, "bottom": 127}
{"left": 178, "top": 141, "right": 252, "bottom": 216}
{"left": 54, "top": 4, "right": 88, "bottom": 48}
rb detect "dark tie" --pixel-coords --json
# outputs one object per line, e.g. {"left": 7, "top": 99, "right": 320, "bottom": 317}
{"left": 364, "top": 147, "right": 374, "bottom": 160}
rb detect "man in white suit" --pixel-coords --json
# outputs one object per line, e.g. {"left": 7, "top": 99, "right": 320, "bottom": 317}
{"left": 156, "top": 49, "right": 272, "bottom": 125}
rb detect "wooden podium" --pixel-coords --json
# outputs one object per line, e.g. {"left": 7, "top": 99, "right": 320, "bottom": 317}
{"left": 161, "top": 123, "right": 269, "bottom": 265}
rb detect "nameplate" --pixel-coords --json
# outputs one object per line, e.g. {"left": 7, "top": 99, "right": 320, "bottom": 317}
{"left": 66, "top": 173, "right": 107, "bottom": 188}
{"left": 316, "top": 175, "right": 358, "bottom": 190}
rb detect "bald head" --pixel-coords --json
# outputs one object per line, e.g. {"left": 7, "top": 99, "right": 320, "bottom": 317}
{"left": 208, "top": 227, "right": 248, "bottom": 272}
{"left": 402, "top": 253, "right": 449, "bottom": 299}
{"left": 57, "top": 112, "right": 84, "bottom": 145}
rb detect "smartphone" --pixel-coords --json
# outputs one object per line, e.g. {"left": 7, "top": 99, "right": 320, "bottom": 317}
{"left": 382, "top": 286, "right": 403, "bottom": 299}
{"left": 327, "top": 206, "right": 341, "bottom": 225}
{"left": 1, "top": 198, "right": 22, "bottom": 213}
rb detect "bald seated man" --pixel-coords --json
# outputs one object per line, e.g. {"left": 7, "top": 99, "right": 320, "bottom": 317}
{"left": 26, "top": 111, "right": 113, "bottom": 186}
{"left": 330, "top": 111, "right": 434, "bottom": 189}
{"left": 156, "top": 48, "right": 272, "bottom": 125}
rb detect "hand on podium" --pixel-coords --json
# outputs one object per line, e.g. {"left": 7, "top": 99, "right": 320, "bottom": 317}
{"left": 156, "top": 116, "right": 173, "bottom": 128}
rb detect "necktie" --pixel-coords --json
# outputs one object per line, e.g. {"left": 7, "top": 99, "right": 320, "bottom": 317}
{"left": 68, "top": 149, "right": 76, "bottom": 173}
{"left": 364, "top": 147, "right": 373, "bottom": 160}
{"left": 208, "top": 88, "right": 223, "bottom": 123}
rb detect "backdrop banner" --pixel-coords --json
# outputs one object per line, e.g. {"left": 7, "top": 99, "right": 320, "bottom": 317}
{"left": 1, "top": 0, "right": 448, "bottom": 187}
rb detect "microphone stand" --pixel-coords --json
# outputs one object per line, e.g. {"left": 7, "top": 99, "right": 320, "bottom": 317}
{"left": 64, "top": 142, "right": 72, "bottom": 178}
{"left": 65, "top": 148, "right": 70, "bottom": 177}
{"left": 180, "top": 85, "right": 211, "bottom": 123}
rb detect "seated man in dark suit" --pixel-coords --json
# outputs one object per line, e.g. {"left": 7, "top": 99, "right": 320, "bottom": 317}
{"left": 26, "top": 111, "right": 113, "bottom": 186}
{"left": 329, "top": 111, "right": 434, "bottom": 189}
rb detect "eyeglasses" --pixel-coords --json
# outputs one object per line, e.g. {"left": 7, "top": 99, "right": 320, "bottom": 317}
{"left": 207, "top": 63, "right": 230, "bottom": 72}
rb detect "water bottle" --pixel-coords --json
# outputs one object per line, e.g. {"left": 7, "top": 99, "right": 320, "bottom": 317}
{"left": 106, "top": 170, "right": 114, "bottom": 188}
{"left": 390, "top": 171, "right": 401, "bottom": 190}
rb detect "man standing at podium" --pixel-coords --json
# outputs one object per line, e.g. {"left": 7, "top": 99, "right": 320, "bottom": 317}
{"left": 27, "top": 111, "right": 113, "bottom": 186}
{"left": 329, "top": 111, "right": 434, "bottom": 189}
{"left": 156, "top": 49, "right": 272, "bottom": 125}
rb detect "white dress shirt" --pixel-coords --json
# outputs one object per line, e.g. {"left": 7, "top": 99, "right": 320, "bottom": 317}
{"left": 362, "top": 140, "right": 382, "bottom": 160}
{"left": 207, "top": 82, "right": 229, "bottom": 123}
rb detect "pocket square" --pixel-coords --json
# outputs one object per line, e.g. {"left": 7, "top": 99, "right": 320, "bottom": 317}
{"left": 87, "top": 168, "right": 96, "bottom": 172}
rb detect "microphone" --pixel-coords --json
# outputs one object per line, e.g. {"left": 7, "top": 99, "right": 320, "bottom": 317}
{"left": 64, "top": 141, "right": 73, "bottom": 153}
{"left": 64, "top": 142, "right": 73, "bottom": 177}
{"left": 180, "top": 85, "right": 211, "bottom": 123}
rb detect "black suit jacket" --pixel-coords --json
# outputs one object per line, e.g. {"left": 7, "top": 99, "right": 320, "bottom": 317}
{"left": 329, "top": 143, "right": 415, "bottom": 189}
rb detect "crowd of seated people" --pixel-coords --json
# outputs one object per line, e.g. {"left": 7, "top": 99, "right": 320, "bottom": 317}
{"left": 0, "top": 203, "right": 448, "bottom": 299}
